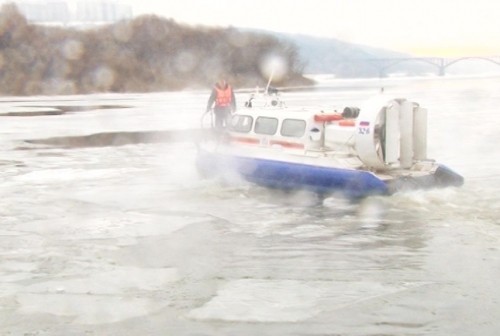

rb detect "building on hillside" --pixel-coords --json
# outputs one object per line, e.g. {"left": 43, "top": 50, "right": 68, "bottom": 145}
{"left": 0, "top": 0, "right": 132, "bottom": 24}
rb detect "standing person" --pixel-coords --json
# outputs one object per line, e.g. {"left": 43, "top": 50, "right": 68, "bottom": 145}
{"left": 206, "top": 76, "right": 236, "bottom": 131}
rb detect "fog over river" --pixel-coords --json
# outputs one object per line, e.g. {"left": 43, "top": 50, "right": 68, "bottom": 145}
{"left": 0, "top": 75, "right": 499, "bottom": 335}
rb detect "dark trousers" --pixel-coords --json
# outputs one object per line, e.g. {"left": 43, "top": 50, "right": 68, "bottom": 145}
{"left": 214, "top": 107, "right": 231, "bottom": 130}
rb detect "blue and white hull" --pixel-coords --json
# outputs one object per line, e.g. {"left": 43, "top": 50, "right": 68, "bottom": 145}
{"left": 196, "top": 151, "right": 463, "bottom": 199}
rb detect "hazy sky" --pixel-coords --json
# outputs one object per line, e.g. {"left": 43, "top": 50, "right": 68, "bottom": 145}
{"left": 119, "top": 0, "right": 500, "bottom": 56}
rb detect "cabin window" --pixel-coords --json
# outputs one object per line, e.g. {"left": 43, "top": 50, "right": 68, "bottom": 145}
{"left": 254, "top": 117, "right": 278, "bottom": 135}
{"left": 281, "top": 119, "right": 306, "bottom": 137}
{"left": 230, "top": 115, "right": 253, "bottom": 133}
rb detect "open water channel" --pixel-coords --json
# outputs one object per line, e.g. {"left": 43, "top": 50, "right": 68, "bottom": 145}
{"left": 0, "top": 76, "right": 499, "bottom": 335}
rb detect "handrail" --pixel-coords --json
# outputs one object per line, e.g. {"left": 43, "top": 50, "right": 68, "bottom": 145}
{"left": 200, "top": 109, "right": 214, "bottom": 129}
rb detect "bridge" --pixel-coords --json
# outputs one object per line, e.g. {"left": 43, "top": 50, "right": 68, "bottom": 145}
{"left": 357, "top": 56, "right": 500, "bottom": 77}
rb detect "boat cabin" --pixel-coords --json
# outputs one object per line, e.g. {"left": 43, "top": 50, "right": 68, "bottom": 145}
{"left": 227, "top": 106, "right": 359, "bottom": 152}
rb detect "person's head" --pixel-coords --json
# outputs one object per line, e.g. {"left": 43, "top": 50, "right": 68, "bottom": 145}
{"left": 216, "top": 74, "right": 228, "bottom": 88}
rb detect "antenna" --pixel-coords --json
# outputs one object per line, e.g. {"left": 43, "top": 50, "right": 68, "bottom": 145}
{"left": 265, "top": 69, "right": 275, "bottom": 95}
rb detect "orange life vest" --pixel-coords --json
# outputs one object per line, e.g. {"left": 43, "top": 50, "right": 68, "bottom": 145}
{"left": 215, "top": 85, "right": 232, "bottom": 107}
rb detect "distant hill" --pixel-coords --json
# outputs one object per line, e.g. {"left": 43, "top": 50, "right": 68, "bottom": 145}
{"left": 263, "top": 31, "right": 433, "bottom": 77}
{"left": 241, "top": 30, "right": 500, "bottom": 77}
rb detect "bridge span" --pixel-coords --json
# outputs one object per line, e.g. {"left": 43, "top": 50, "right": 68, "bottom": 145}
{"left": 361, "top": 56, "right": 500, "bottom": 77}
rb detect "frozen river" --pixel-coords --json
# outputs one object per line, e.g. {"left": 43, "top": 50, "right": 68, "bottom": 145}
{"left": 0, "top": 76, "right": 499, "bottom": 335}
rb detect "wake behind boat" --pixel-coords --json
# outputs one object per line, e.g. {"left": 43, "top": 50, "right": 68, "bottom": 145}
{"left": 196, "top": 92, "right": 464, "bottom": 199}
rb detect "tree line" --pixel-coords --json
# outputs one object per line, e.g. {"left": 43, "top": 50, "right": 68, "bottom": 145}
{"left": 0, "top": 4, "right": 312, "bottom": 96}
